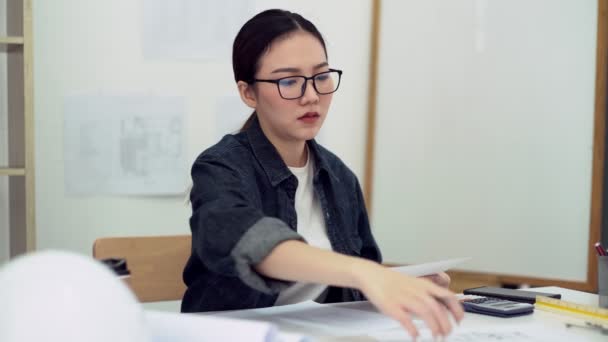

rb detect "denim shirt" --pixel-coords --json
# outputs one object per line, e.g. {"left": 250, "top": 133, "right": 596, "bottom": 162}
{"left": 181, "top": 118, "right": 381, "bottom": 313}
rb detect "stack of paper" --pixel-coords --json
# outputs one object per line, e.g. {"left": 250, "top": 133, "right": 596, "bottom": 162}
{"left": 145, "top": 311, "right": 310, "bottom": 342}
{"left": 215, "top": 300, "right": 401, "bottom": 337}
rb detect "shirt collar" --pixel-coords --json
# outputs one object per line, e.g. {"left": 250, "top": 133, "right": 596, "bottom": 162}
{"left": 245, "top": 117, "right": 339, "bottom": 187}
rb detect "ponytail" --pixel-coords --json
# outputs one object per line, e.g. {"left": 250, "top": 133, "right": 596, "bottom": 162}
{"left": 240, "top": 111, "right": 257, "bottom": 132}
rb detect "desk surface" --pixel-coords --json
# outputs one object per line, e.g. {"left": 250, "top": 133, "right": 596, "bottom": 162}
{"left": 213, "top": 286, "right": 606, "bottom": 341}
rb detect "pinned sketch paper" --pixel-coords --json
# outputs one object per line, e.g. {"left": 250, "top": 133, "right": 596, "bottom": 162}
{"left": 63, "top": 94, "right": 187, "bottom": 196}
{"left": 141, "top": 0, "right": 254, "bottom": 61}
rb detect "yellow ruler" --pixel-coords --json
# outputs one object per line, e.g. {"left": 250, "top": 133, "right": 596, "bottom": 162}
{"left": 535, "top": 295, "right": 608, "bottom": 328}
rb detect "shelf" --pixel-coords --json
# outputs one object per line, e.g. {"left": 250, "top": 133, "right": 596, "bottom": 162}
{"left": 0, "top": 168, "right": 26, "bottom": 176}
{"left": 0, "top": 36, "right": 25, "bottom": 45}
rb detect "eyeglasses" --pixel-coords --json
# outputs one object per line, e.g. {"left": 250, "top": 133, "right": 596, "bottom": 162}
{"left": 250, "top": 69, "right": 343, "bottom": 100}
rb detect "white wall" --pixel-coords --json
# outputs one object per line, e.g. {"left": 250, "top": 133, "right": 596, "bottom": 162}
{"left": 32, "top": 0, "right": 372, "bottom": 256}
{"left": 371, "top": 0, "right": 597, "bottom": 282}
{"left": 0, "top": 0, "right": 10, "bottom": 263}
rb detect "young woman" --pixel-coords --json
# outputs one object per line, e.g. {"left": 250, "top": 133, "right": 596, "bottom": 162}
{"left": 182, "top": 9, "right": 463, "bottom": 339}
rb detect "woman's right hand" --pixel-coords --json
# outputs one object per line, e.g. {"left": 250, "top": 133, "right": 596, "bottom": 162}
{"left": 352, "top": 260, "right": 464, "bottom": 340}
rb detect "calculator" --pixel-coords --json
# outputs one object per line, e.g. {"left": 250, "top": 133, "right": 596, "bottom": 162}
{"left": 460, "top": 296, "right": 534, "bottom": 318}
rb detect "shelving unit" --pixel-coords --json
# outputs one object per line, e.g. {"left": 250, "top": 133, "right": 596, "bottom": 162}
{"left": 0, "top": 36, "right": 23, "bottom": 44}
{"left": 0, "top": 168, "right": 26, "bottom": 176}
{"left": 1, "top": 0, "right": 35, "bottom": 257}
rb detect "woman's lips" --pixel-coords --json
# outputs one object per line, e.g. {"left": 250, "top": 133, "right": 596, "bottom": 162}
{"left": 298, "top": 112, "right": 320, "bottom": 123}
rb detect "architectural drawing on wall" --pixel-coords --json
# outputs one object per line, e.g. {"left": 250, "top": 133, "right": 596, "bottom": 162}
{"left": 63, "top": 94, "right": 187, "bottom": 196}
{"left": 141, "top": 0, "right": 254, "bottom": 61}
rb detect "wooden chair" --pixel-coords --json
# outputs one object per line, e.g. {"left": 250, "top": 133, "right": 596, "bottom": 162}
{"left": 92, "top": 235, "right": 191, "bottom": 302}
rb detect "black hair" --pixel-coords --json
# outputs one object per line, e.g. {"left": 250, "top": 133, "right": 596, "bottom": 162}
{"left": 233, "top": 9, "right": 327, "bottom": 131}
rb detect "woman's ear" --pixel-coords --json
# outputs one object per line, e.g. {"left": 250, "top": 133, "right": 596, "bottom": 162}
{"left": 237, "top": 81, "right": 257, "bottom": 109}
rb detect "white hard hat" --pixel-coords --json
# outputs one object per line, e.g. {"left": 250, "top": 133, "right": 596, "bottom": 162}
{"left": 0, "top": 250, "right": 149, "bottom": 342}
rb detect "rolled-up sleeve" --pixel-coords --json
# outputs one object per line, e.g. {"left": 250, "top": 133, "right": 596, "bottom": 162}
{"left": 190, "top": 156, "right": 304, "bottom": 293}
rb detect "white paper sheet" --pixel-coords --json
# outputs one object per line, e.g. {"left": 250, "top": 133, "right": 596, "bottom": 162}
{"left": 277, "top": 331, "right": 314, "bottom": 342}
{"left": 390, "top": 257, "right": 472, "bottom": 277}
{"left": 367, "top": 323, "right": 583, "bottom": 342}
{"left": 215, "top": 300, "right": 402, "bottom": 337}
{"left": 145, "top": 310, "right": 282, "bottom": 342}
{"left": 141, "top": 0, "right": 254, "bottom": 61}
{"left": 217, "top": 300, "right": 323, "bottom": 319}
{"left": 64, "top": 94, "right": 187, "bottom": 196}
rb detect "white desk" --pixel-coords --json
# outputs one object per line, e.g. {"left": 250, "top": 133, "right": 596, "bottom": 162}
{"left": 213, "top": 286, "right": 607, "bottom": 341}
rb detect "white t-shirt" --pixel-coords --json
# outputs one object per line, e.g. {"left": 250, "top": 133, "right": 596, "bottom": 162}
{"left": 274, "top": 149, "right": 332, "bottom": 306}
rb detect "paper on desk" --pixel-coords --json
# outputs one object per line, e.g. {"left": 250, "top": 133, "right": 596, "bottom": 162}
{"left": 145, "top": 310, "right": 311, "bottom": 342}
{"left": 367, "top": 322, "right": 583, "bottom": 341}
{"left": 215, "top": 300, "right": 402, "bottom": 337}
{"left": 216, "top": 300, "right": 323, "bottom": 319}
{"left": 277, "top": 331, "right": 314, "bottom": 342}
{"left": 390, "top": 257, "right": 471, "bottom": 277}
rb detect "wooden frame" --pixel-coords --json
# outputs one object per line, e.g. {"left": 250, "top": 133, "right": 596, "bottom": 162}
{"left": 23, "top": 0, "right": 35, "bottom": 252}
{"left": 364, "top": 0, "right": 381, "bottom": 212}
{"left": 364, "top": 0, "right": 608, "bottom": 292}
{"left": 2, "top": 0, "right": 35, "bottom": 255}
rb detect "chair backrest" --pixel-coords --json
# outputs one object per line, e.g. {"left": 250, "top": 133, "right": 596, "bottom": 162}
{"left": 92, "top": 235, "right": 191, "bottom": 303}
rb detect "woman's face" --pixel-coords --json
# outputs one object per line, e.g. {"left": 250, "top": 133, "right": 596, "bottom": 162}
{"left": 241, "top": 31, "right": 333, "bottom": 144}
